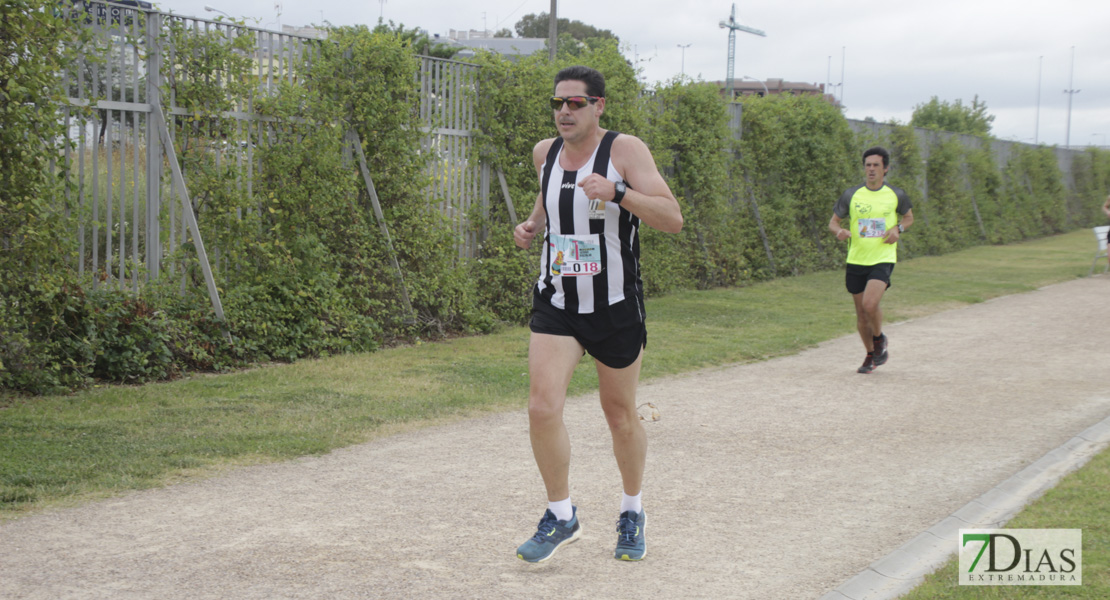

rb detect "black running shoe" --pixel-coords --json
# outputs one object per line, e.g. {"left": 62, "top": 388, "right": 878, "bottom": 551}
{"left": 872, "top": 334, "right": 888, "bottom": 366}
{"left": 857, "top": 353, "right": 875, "bottom": 374}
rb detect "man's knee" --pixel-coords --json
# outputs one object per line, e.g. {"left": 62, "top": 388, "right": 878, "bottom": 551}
{"left": 600, "top": 399, "right": 639, "bottom": 433}
{"left": 528, "top": 396, "right": 564, "bottom": 429}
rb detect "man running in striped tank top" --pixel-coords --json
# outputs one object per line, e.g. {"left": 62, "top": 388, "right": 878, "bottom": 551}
{"left": 513, "top": 66, "right": 683, "bottom": 563}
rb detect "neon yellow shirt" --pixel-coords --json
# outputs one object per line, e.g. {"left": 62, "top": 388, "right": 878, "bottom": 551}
{"left": 832, "top": 183, "right": 912, "bottom": 266}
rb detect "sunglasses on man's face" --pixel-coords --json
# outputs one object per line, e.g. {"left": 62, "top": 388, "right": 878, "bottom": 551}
{"left": 550, "top": 96, "right": 600, "bottom": 110}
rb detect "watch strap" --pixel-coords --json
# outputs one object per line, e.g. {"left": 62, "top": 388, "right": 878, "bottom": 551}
{"left": 613, "top": 181, "right": 626, "bottom": 204}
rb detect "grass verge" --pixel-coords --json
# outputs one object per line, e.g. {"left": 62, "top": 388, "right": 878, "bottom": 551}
{"left": 900, "top": 446, "right": 1109, "bottom": 598}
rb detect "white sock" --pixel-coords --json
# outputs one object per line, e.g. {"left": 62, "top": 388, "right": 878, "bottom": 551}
{"left": 548, "top": 497, "right": 573, "bottom": 522}
{"left": 620, "top": 492, "right": 642, "bottom": 514}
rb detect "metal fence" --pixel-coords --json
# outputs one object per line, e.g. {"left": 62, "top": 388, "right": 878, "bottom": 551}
{"left": 418, "top": 57, "right": 483, "bottom": 258}
{"left": 59, "top": 2, "right": 1090, "bottom": 320}
{"left": 55, "top": 0, "right": 485, "bottom": 317}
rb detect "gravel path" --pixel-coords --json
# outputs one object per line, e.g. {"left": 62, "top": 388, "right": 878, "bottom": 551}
{"left": 2, "top": 276, "right": 1109, "bottom": 600}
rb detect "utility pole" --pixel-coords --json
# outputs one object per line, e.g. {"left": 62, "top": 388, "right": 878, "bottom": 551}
{"left": 548, "top": 0, "right": 557, "bottom": 61}
{"left": 839, "top": 46, "right": 846, "bottom": 106}
{"left": 719, "top": 3, "right": 765, "bottom": 100}
{"left": 826, "top": 55, "right": 831, "bottom": 100}
{"left": 1063, "top": 46, "right": 1080, "bottom": 148}
{"left": 678, "top": 44, "right": 691, "bottom": 77}
{"left": 1034, "top": 56, "right": 1042, "bottom": 144}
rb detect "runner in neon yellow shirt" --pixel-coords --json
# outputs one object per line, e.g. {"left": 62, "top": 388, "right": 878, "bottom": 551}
{"left": 1102, "top": 194, "right": 1110, "bottom": 270}
{"left": 828, "top": 146, "right": 914, "bottom": 374}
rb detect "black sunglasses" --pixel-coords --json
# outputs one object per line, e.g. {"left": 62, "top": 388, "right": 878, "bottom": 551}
{"left": 550, "top": 96, "right": 600, "bottom": 110}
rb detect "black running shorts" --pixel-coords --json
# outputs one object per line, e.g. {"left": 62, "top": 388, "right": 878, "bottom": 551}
{"left": 845, "top": 262, "right": 895, "bottom": 295}
{"left": 529, "top": 290, "right": 647, "bottom": 369}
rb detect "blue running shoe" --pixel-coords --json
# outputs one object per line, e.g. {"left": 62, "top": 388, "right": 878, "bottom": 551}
{"left": 614, "top": 509, "right": 646, "bottom": 561}
{"left": 516, "top": 507, "right": 581, "bottom": 563}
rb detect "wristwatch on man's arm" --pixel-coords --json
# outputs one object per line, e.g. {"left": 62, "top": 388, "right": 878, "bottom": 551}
{"left": 612, "top": 181, "right": 627, "bottom": 205}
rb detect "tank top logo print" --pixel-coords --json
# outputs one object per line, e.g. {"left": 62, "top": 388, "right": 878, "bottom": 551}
{"left": 587, "top": 197, "right": 608, "bottom": 220}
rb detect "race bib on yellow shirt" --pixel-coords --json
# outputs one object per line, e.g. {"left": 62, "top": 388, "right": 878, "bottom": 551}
{"left": 858, "top": 218, "right": 887, "bottom": 238}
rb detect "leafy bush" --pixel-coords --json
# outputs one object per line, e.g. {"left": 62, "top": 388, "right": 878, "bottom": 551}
{"left": 0, "top": 273, "right": 94, "bottom": 395}
{"left": 4, "top": 4, "right": 1108, "bottom": 395}
{"left": 736, "top": 93, "right": 858, "bottom": 277}
{"left": 86, "top": 290, "right": 173, "bottom": 383}
{"left": 1, "top": 2, "right": 92, "bottom": 395}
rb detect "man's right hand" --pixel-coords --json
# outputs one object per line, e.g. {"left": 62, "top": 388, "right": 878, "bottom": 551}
{"left": 514, "top": 220, "right": 538, "bottom": 249}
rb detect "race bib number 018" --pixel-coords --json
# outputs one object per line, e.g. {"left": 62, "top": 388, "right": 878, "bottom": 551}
{"left": 549, "top": 233, "right": 603, "bottom": 277}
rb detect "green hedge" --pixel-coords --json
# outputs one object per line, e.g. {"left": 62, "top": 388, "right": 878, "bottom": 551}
{"left": 2, "top": 6, "right": 1108, "bottom": 395}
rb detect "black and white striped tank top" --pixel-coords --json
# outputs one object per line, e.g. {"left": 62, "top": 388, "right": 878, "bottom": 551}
{"left": 535, "top": 131, "right": 642, "bottom": 314}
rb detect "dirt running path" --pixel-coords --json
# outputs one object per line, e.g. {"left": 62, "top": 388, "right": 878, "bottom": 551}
{"left": 2, "top": 277, "right": 1109, "bottom": 600}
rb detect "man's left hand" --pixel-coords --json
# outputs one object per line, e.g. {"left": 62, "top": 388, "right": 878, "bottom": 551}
{"left": 577, "top": 174, "right": 616, "bottom": 202}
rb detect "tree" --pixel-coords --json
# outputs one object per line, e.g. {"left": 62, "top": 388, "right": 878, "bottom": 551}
{"left": 514, "top": 12, "right": 618, "bottom": 43}
{"left": 373, "top": 19, "right": 459, "bottom": 59}
{"left": 1, "top": 0, "right": 89, "bottom": 257}
{"left": 493, "top": 28, "right": 513, "bottom": 38}
{"left": 910, "top": 95, "right": 995, "bottom": 136}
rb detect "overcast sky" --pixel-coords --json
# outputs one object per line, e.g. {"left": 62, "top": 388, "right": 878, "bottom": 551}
{"left": 163, "top": 0, "right": 1109, "bottom": 148}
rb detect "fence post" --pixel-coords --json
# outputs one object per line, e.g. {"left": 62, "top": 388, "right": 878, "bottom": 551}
{"left": 348, "top": 131, "right": 415, "bottom": 322}
{"left": 739, "top": 173, "right": 775, "bottom": 274}
{"left": 145, "top": 10, "right": 163, "bottom": 280}
{"left": 152, "top": 103, "right": 227, "bottom": 325}
{"left": 480, "top": 161, "right": 490, "bottom": 244}
{"left": 962, "top": 162, "right": 988, "bottom": 241}
{"left": 496, "top": 168, "right": 518, "bottom": 223}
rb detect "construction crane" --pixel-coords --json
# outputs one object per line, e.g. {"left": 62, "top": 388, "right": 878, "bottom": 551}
{"left": 719, "top": 3, "right": 765, "bottom": 100}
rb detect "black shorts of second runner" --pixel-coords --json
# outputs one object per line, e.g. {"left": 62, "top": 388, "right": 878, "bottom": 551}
{"left": 529, "top": 288, "right": 647, "bottom": 369}
{"left": 845, "top": 262, "right": 895, "bottom": 295}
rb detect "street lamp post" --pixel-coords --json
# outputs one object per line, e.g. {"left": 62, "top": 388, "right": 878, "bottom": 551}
{"left": 839, "top": 46, "right": 846, "bottom": 106}
{"left": 677, "top": 44, "right": 691, "bottom": 77}
{"left": 1064, "top": 46, "right": 1080, "bottom": 148}
{"left": 204, "top": 5, "right": 231, "bottom": 18}
{"left": 740, "top": 75, "right": 768, "bottom": 96}
{"left": 827, "top": 55, "right": 831, "bottom": 98}
{"left": 1034, "top": 56, "right": 1042, "bottom": 144}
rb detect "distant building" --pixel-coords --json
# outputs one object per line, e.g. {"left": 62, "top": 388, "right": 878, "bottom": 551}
{"left": 435, "top": 29, "right": 546, "bottom": 60}
{"left": 246, "top": 24, "right": 325, "bottom": 59}
{"left": 282, "top": 24, "right": 326, "bottom": 40}
{"left": 715, "top": 78, "right": 838, "bottom": 106}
